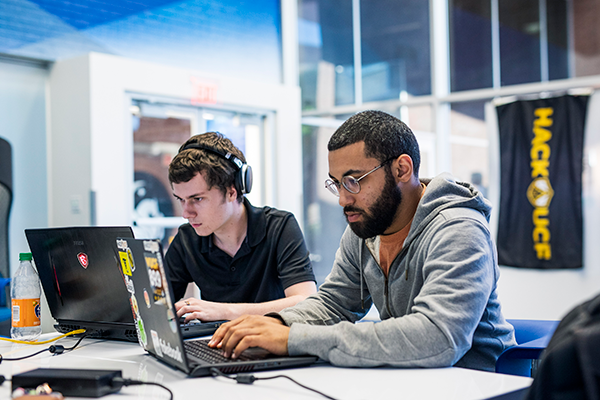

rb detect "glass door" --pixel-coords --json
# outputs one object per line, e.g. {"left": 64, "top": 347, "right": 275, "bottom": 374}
{"left": 130, "top": 99, "right": 265, "bottom": 250}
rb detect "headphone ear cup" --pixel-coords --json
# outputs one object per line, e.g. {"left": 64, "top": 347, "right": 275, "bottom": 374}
{"left": 240, "top": 164, "right": 253, "bottom": 194}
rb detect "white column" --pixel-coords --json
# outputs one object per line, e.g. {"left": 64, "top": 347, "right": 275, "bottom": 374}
{"left": 430, "top": 0, "right": 451, "bottom": 174}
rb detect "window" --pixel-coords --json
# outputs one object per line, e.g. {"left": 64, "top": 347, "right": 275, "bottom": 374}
{"left": 547, "top": 0, "right": 569, "bottom": 80}
{"left": 449, "top": 0, "right": 493, "bottom": 91}
{"left": 360, "top": 0, "right": 431, "bottom": 100}
{"left": 499, "top": 0, "right": 541, "bottom": 85}
{"left": 301, "top": 119, "right": 347, "bottom": 284}
{"left": 450, "top": 101, "right": 489, "bottom": 196}
{"left": 572, "top": 0, "right": 600, "bottom": 77}
{"left": 299, "top": 0, "right": 354, "bottom": 110}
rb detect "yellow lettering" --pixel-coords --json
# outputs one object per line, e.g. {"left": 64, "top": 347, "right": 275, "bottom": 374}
{"left": 530, "top": 159, "right": 550, "bottom": 177}
{"left": 534, "top": 108, "right": 553, "bottom": 127}
{"left": 530, "top": 107, "right": 554, "bottom": 260}
{"left": 145, "top": 256, "right": 158, "bottom": 268}
{"left": 533, "top": 226, "right": 550, "bottom": 243}
{"left": 533, "top": 207, "right": 549, "bottom": 219}
{"left": 532, "top": 128, "right": 552, "bottom": 146}
{"left": 530, "top": 143, "right": 550, "bottom": 162}
{"left": 534, "top": 243, "right": 552, "bottom": 260}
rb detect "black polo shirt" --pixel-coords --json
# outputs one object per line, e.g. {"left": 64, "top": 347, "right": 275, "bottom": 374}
{"left": 164, "top": 198, "right": 315, "bottom": 303}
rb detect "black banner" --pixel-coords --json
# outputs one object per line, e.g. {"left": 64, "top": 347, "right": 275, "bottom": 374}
{"left": 496, "top": 94, "right": 588, "bottom": 269}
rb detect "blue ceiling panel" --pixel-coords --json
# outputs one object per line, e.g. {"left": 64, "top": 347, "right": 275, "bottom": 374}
{"left": 0, "top": 0, "right": 282, "bottom": 83}
{"left": 27, "top": 0, "right": 182, "bottom": 29}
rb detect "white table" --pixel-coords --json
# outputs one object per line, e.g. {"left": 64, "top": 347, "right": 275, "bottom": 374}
{"left": 0, "top": 334, "right": 532, "bottom": 400}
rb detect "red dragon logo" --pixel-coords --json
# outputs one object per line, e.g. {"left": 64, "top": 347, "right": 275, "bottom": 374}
{"left": 77, "top": 253, "right": 89, "bottom": 269}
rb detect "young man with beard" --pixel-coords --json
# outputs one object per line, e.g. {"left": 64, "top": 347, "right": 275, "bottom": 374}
{"left": 166, "top": 132, "right": 317, "bottom": 322}
{"left": 209, "top": 110, "right": 516, "bottom": 372}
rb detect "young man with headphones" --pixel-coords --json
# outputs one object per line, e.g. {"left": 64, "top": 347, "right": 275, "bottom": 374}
{"left": 166, "top": 132, "right": 317, "bottom": 323}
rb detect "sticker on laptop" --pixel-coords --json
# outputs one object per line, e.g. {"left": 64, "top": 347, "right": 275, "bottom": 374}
{"left": 118, "top": 249, "right": 135, "bottom": 276}
{"left": 116, "top": 238, "right": 128, "bottom": 251}
{"left": 143, "top": 289, "right": 151, "bottom": 308}
{"left": 151, "top": 330, "right": 163, "bottom": 357}
{"left": 145, "top": 252, "right": 167, "bottom": 305}
{"left": 130, "top": 293, "right": 140, "bottom": 317}
{"left": 143, "top": 240, "right": 160, "bottom": 253}
{"left": 150, "top": 330, "right": 183, "bottom": 363}
{"left": 136, "top": 317, "right": 147, "bottom": 348}
{"left": 122, "top": 275, "right": 135, "bottom": 294}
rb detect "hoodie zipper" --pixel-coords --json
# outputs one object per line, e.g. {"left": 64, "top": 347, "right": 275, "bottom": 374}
{"left": 365, "top": 244, "right": 393, "bottom": 316}
{"left": 383, "top": 275, "right": 391, "bottom": 315}
{"left": 384, "top": 247, "right": 411, "bottom": 315}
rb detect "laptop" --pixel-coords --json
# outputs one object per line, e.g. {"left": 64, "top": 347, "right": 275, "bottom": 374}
{"left": 117, "top": 237, "right": 319, "bottom": 377}
{"left": 25, "top": 226, "right": 223, "bottom": 342}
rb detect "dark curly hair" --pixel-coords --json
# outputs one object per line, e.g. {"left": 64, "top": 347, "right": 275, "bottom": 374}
{"left": 328, "top": 110, "right": 420, "bottom": 177}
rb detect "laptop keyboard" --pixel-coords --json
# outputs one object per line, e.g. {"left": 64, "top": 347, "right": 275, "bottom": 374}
{"left": 184, "top": 339, "right": 255, "bottom": 363}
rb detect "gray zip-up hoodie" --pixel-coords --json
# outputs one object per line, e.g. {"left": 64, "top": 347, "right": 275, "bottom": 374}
{"left": 278, "top": 173, "right": 516, "bottom": 371}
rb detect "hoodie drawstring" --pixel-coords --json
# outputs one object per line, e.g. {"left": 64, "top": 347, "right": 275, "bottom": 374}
{"left": 360, "top": 260, "right": 364, "bottom": 310}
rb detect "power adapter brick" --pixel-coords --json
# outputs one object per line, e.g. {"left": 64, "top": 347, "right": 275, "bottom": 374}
{"left": 12, "top": 368, "right": 123, "bottom": 397}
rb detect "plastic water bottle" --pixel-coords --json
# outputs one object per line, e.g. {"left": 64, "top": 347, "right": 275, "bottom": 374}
{"left": 11, "top": 252, "right": 42, "bottom": 341}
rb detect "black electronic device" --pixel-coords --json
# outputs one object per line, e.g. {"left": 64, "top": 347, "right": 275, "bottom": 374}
{"left": 12, "top": 368, "right": 122, "bottom": 397}
{"left": 181, "top": 142, "right": 253, "bottom": 194}
{"left": 25, "top": 226, "right": 138, "bottom": 341}
{"left": 25, "top": 226, "right": 218, "bottom": 341}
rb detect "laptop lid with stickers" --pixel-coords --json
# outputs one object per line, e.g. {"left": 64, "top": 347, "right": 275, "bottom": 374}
{"left": 25, "top": 226, "right": 138, "bottom": 341}
{"left": 117, "top": 237, "right": 190, "bottom": 373}
{"left": 118, "top": 238, "right": 319, "bottom": 377}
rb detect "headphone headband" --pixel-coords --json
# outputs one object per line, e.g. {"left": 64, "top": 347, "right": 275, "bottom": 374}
{"left": 181, "top": 142, "right": 253, "bottom": 195}
{"left": 181, "top": 143, "right": 243, "bottom": 170}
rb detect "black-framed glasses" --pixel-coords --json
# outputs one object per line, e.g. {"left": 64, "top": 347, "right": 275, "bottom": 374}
{"left": 324, "top": 157, "right": 397, "bottom": 197}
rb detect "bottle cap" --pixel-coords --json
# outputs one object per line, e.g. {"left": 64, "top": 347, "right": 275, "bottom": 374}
{"left": 19, "top": 252, "right": 33, "bottom": 261}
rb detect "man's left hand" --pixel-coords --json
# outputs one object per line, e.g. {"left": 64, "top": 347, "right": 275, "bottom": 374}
{"left": 175, "top": 298, "right": 231, "bottom": 322}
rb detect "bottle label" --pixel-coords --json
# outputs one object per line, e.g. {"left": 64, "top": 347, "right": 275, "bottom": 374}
{"left": 12, "top": 298, "right": 41, "bottom": 327}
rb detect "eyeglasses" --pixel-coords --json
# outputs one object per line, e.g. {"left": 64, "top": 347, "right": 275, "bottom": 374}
{"left": 324, "top": 157, "right": 397, "bottom": 197}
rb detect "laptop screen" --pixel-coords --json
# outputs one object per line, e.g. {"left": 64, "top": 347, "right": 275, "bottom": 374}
{"left": 25, "top": 226, "right": 135, "bottom": 325}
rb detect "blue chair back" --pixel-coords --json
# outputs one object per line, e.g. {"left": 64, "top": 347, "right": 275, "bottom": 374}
{"left": 0, "top": 278, "right": 11, "bottom": 336}
{"left": 0, "top": 277, "right": 10, "bottom": 307}
{"left": 495, "top": 319, "right": 559, "bottom": 377}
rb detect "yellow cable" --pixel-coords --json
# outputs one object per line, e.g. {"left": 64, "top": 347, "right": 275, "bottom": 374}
{"left": 0, "top": 329, "right": 86, "bottom": 344}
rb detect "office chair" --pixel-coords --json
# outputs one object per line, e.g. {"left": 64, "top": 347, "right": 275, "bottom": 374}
{"left": 0, "top": 277, "right": 10, "bottom": 336}
{"left": 0, "top": 137, "right": 12, "bottom": 280}
{"left": 0, "top": 137, "right": 13, "bottom": 336}
{"left": 495, "top": 319, "right": 560, "bottom": 377}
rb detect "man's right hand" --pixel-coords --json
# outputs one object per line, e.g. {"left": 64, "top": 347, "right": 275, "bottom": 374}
{"left": 208, "top": 315, "right": 290, "bottom": 359}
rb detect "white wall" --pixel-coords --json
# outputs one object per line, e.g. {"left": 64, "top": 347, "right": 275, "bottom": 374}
{"left": 0, "top": 61, "right": 49, "bottom": 275}
{"left": 48, "top": 52, "right": 303, "bottom": 228}
{"left": 47, "top": 56, "right": 93, "bottom": 227}
{"left": 489, "top": 92, "right": 600, "bottom": 321}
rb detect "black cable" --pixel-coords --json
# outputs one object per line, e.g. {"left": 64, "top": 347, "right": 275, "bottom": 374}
{"left": 0, "top": 347, "right": 50, "bottom": 362}
{"left": 210, "top": 367, "right": 339, "bottom": 400}
{"left": 111, "top": 377, "right": 174, "bottom": 400}
{"left": 0, "top": 333, "right": 88, "bottom": 363}
{"left": 59, "top": 332, "right": 88, "bottom": 352}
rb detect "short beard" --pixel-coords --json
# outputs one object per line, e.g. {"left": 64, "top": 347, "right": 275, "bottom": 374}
{"left": 344, "top": 169, "right": 402, "bottom": 239}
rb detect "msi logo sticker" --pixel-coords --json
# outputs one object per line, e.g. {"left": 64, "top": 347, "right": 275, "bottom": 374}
{"left": 77, "top": 253, "right": 89, "bottom": 269}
